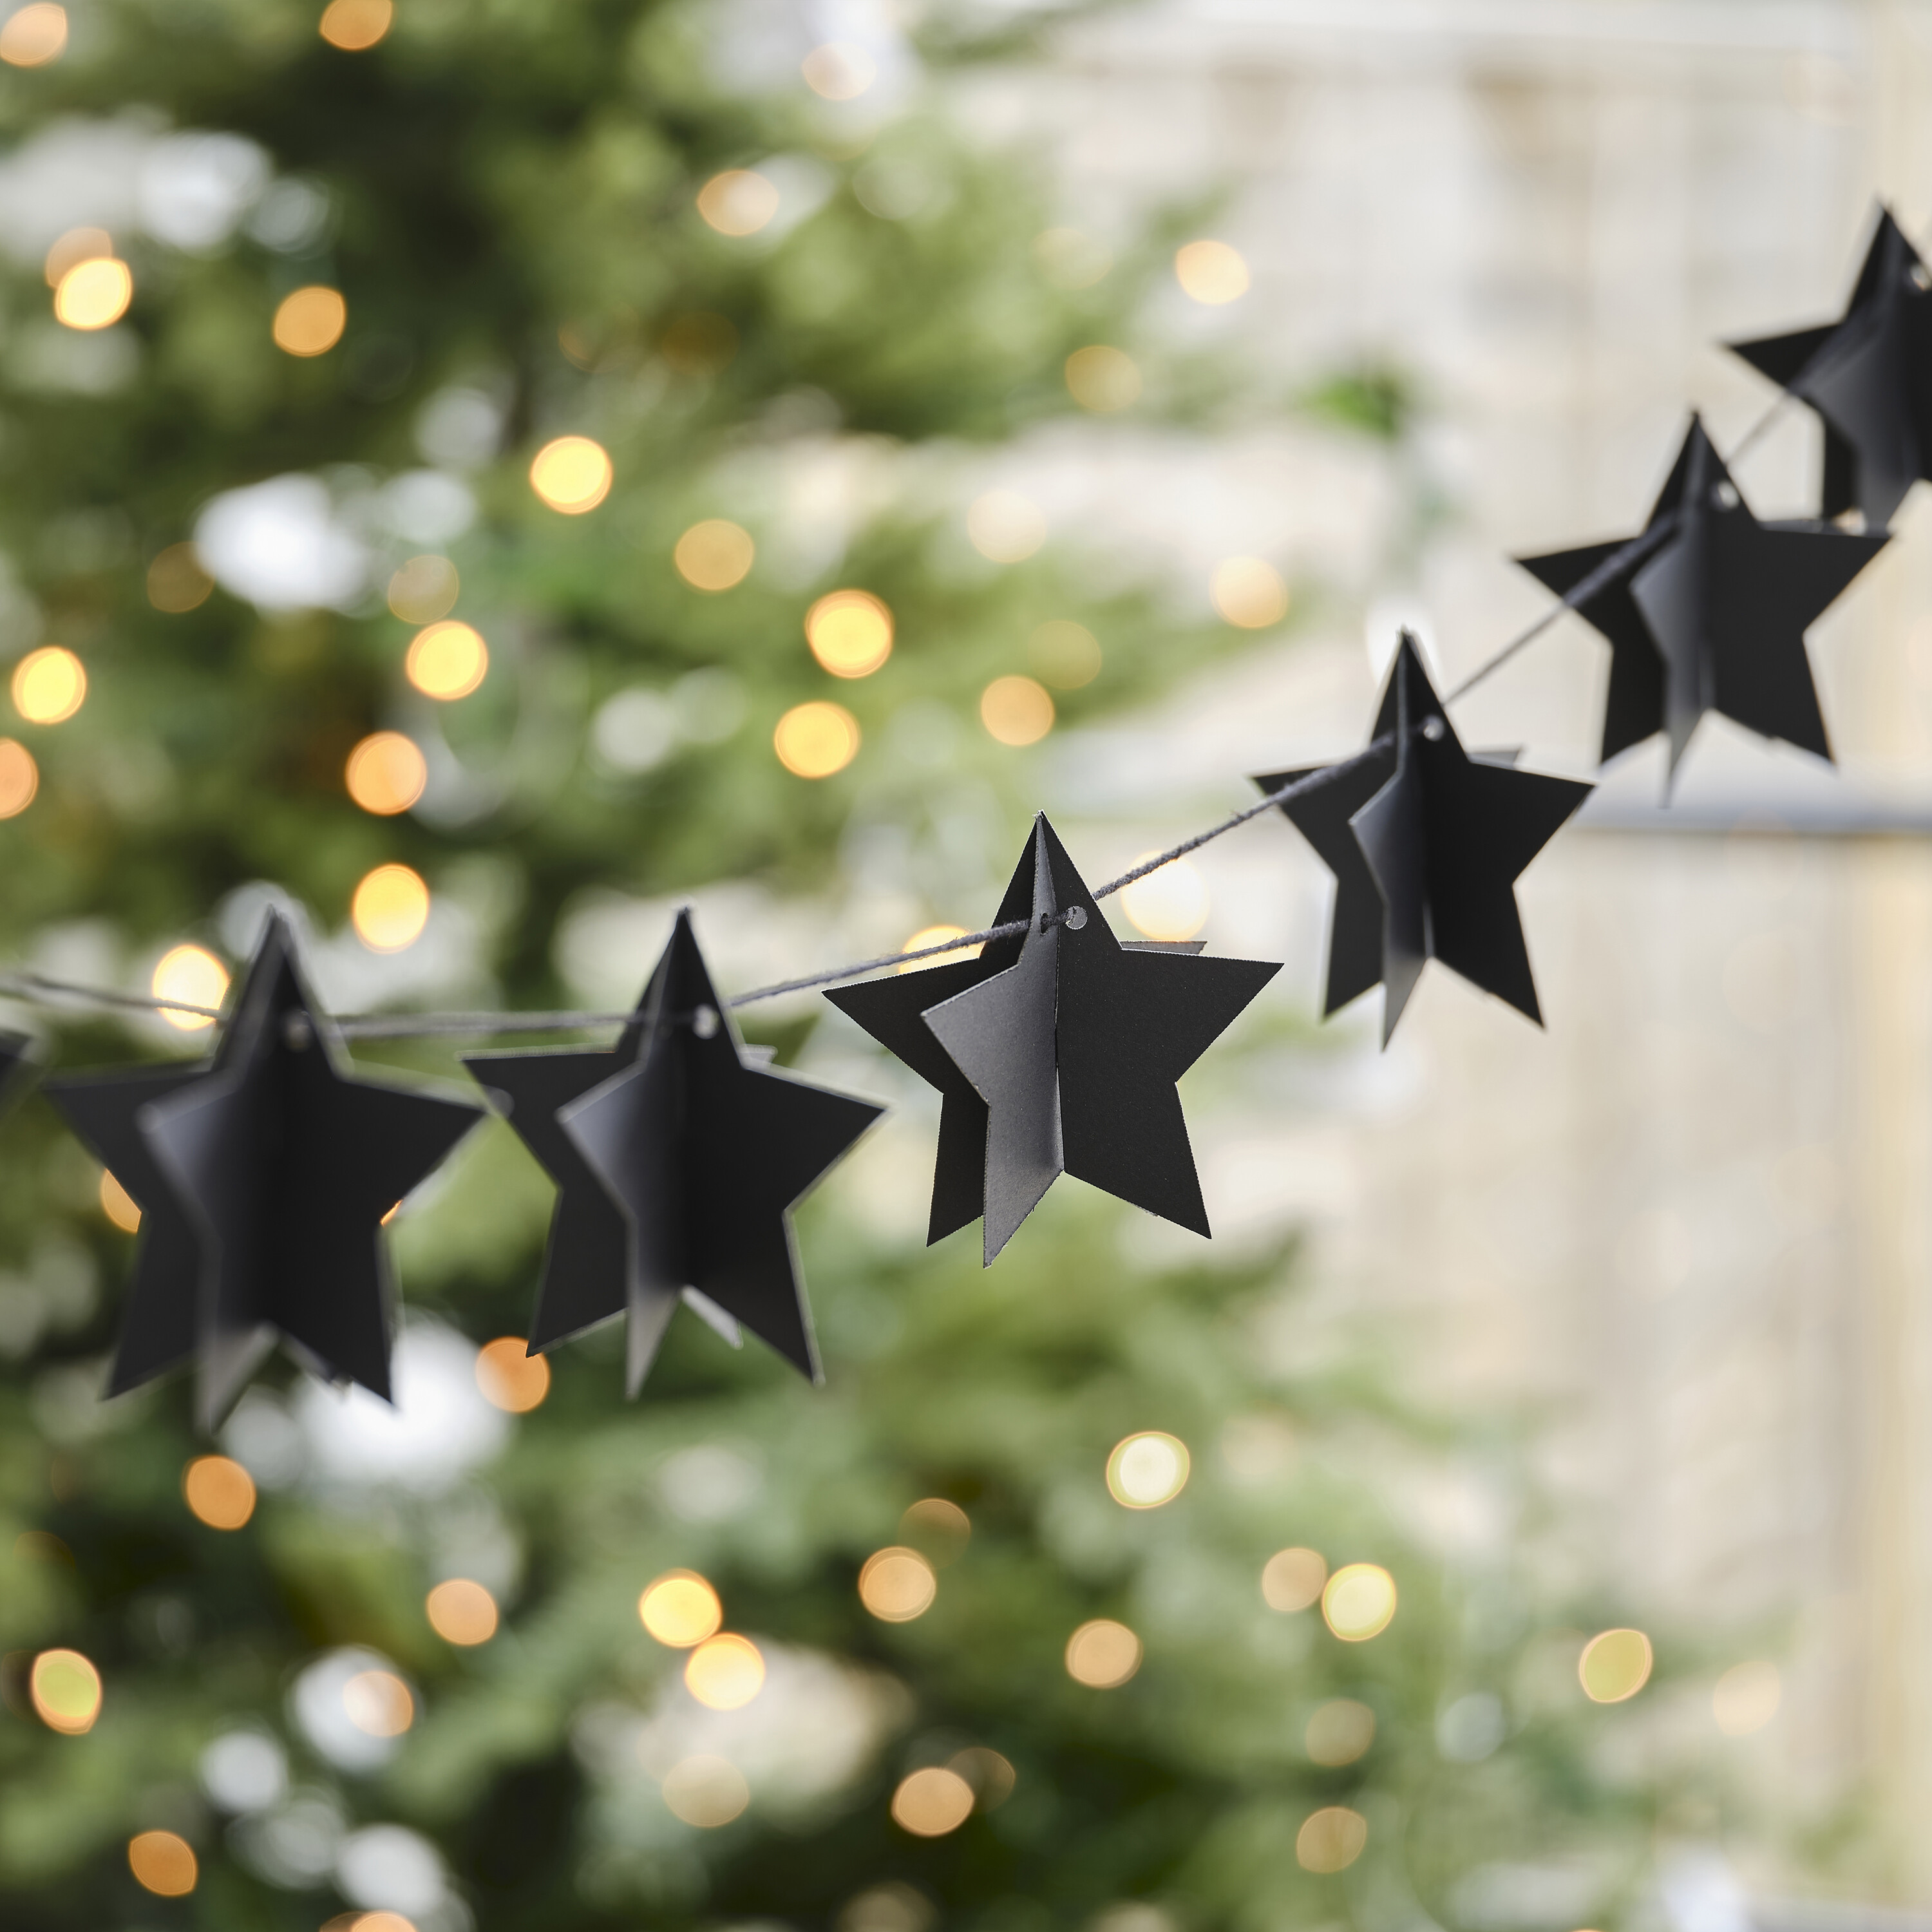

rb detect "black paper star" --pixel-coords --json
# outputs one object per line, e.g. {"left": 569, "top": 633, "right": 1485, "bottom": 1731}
{"left": 469, "top": 911, "right": 884, "bottom": 1392}
{"left": 47, "top": 913, "right": 483, "bottom": 1431}
{"left": 1517, "top": 417, "right": 1886, "bottom": 777}
{"left": 863, "top": 815, "right": 1276, "bottom": 1263}
{"left": 1256, "top": 635, "right": 1591, "bottom": 1044}
{"left": 1729, "top": 205, "right": 1932, "bottom": 527}
{"left": 824, "top": 843, "right": 1037, "bottom": 1245}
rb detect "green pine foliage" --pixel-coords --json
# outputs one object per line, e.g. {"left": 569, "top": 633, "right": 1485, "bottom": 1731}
{"left": 0, "top": 6, "right": 1711, "bottom": 1932}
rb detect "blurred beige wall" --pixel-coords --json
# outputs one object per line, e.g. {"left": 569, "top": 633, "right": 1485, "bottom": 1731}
{"left": 992, "top": 0, "right": 1932, "bottom": 1891}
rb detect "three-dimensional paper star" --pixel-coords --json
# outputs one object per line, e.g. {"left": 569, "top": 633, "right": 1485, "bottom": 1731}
{"left": 844, "top": 815, "right": 1276, "bottom": 1264}
{"left": 1256, "top": 635, "right": 1591, "bottom": 1043}
{"left": 1729, "top": 205, "right": 1932, "bottom": 528}
{"left": 467, "top": 911, "right": 884, "bottom": 1392}
{"left": 48, "top": 913, "right": 483, "bottom": 1431}
{"left": 824, "top": 844, "right": 1038, "bottom": 1245}
{"left": 1517, "top": 416, "right": 1886, "bottom": 777}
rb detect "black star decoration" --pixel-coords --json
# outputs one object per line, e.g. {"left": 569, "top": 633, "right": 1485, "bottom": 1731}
{"left": 47, "top": 912, "right": 483, "bottom": 1432}
{"left": 838, "top": 815, "right": 1277, "bottom": 1264}
{"left": 1729, "top": 205, "right": 1932, "bottom": 529}
{"left": 465, "top": 911, "right": 883, "bottom": 1394}
{"left": 1255, "top": 634, "right": 1591, "bottom": 1044}
{"left": 1516, "top": 415, "right": 1886, "bottom": 778}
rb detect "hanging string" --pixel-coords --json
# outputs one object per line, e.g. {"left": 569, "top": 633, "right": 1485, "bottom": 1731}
{"left": 0, "top": 383, "right": 1815, "bottom": 1043}
{"left": 1442, "top": 388, "right": 1799, "bottom": 705}
{"left": 0, "top": 752, "right": 1392, "bottom": 1040}
{"left": 0, "top": 376, "right": 1829, "bottom": 1046}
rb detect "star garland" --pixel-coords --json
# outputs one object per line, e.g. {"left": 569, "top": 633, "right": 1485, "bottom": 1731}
{"left": 0, "top": 202, "right": 1918, "bottom": 1423}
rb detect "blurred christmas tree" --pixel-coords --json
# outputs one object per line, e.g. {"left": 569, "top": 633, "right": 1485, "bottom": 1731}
{"left": 0, "top": 6, "right": 1707, "bottom": 1932}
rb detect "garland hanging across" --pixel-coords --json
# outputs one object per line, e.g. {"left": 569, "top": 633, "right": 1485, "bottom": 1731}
{"left": 0, "top": 202, "right": 1918, "bottom": 1428}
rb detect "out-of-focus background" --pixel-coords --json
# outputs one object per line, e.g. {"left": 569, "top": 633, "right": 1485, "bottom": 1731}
{"left": 3, "top": 1, "right": 1931, "bottom": 1928}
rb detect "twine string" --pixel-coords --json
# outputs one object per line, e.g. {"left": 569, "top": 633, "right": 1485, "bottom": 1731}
{"left": 0, "top": 752, "right": 1391, "bottom": 1039}
{"left": 0, "top": 394, "right": 1817, "bottom": 1043}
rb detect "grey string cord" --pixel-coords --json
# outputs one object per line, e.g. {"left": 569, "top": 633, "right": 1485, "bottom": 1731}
{"left": 0, "top": 390, "right": 1818, "bottom": 1041}
{"left": 0, "top": 752, "right": 1391, "bottom": 1040}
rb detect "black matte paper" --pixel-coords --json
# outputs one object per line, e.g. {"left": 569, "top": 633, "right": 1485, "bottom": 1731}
{"left": 48, "top": 913, "right": 483, "bottom": 1431}
{"left": 856, "top": 815, "right": 1277, "bottom": 1264}
{"left": 1730, "top": 205, "right": 1932, "bottom": 528}
{"left": 1517, "top": 417, "right": 1885, "bottom": 778}
{"left": 1258, "top": 635, "right": 1592, "bottom": 1044}
{"left": 473, "top": 911, "right": 884, "bottom": 1393}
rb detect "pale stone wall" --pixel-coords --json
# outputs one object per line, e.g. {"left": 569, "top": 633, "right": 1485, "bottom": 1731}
{"left": 982, "top": 0, "right": 1932, "bottom": 1889}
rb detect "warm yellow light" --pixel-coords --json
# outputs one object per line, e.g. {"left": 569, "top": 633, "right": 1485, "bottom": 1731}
{"left": 1305, "top": 1698, "right": 1375, "bottom": 1766}
{"left": 319, "top": 0, "right": 392, "bottom": 50}
{"left": 1120, "top": 857, "right": 1209, "bottom": 943}
{"left": 0, "top": 3, "right": 65, "bottom": 67}
{"left": 1175, "top": 240, "right": 1250, "bottom": 305}
{"left": 891, "top": 1766, "right": 974, "bottom": 1837}
{"left": 639, "top": 1571, "right": 723, "bottom": 1648}
{"left": 858, "top": 1548, "right": 937, "bottom": 1622}
{"left": 896, "top": 925, "right": 981, "bottom": 974}
{"left": 1713, "top": 1660, "right": 1781, "bottom": 1736}
{"left": 128, "top": 1830, "right": 197, "bottom": 1897}
{"left": 965, "top": 489, "right": 1045, "bottom": 562}
{"left": 1578, "top": 1627, "right": 1653, "bottom": 1704}
{"left": 44, "top": 227, "right": 109, "bottom": 287}
{"left": 1065, "top": 1619, "right": 1141, "bottom": 1688}
{"left": 13, "top": 645, "right": 85, "bottom": 723}
{"left": 0, "top": 738, "right": 37, "bottom": 817}
{"left": 151, "top": 944, "right": 229, "bottom": 1032}
{"left": 529, "top": 435, "right": 613, "bottom": 515}
{"left": 773, "top": 701, "right": 859, "bottom": 778}
{"left": 342, "top": 1669, "right": 414, "bottom": 1738}
{"left": 388, "top": 554, "right": 459, "bottom": 624}
{"left": 1065, "top": 345, "right": 1141, "bottom": 412}
{"left": 272, "top": 285, "right": 346, "bottom": 357}
{"left": 697, "top": 170, "right": 780, "bottom": 238}
{"left": 183, "top": 1455, "right": 256, "bottom": 1531}
{"left": 1322, "top": 1563, "right": 1397, "bottom": 1642}
{"left": 1261, "top": 1547, "right": 1327, "bottom": 1613}
{"left": 1105, "top": 1432, "right": 1190, "bottom": 1508}
{"left": 426, "top": 1578, "right": 499, "bottom": 1646}
{"left": 405, "top": 620, "right": 488, "bottom": 700}
{"left": 99, "top": 1169, "right": 140, "bottom": 1233}
{"left": 685, "top": 1633, "right": 766, "bottom": 1710}
{"left": 900, "top": 1496, "right": 972, "bottom": 1563}
{"left": 1029, "top": 620, "right": 1101, "bottom": 689}
{"left": 674, "top": 519, "right": 755, "bottom": 592}
{"left": 475, "top": 1336, "right": 550, "bottom": 1413}
{"left": 1211, "top": 556, "right": 1289, "bottom": 629}
{"left": 147, "top": 543, "right": 214, "bottom": 614}
{"left": 1296, "top": 1806, "right": 1367, "bottom": 1874}
{"left": 54, "top": 257, "right": 131, "bottom": 330}
{"left": 802, "top": 42, "right": 875, "bottom": 99}
{"left": 352, "top": 864, "right": 430, "bottom": 952}
{"left": 357, "top": 1916, "right": 417, "bottom": 1932}
{"left": 30, "top": 1649, "right": 100, "bottom": 1733}
{"left": 980, "top": 675, "right": 1054, "bottom": 747}
{"left": 662, "top": 1754, "right": 750, "bottom": 1826}
{"left": 805, "top": 589, "right": 892, "bottom": 676}
{"left": 346, "top": 732, "right": 428, "bottom": 816}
